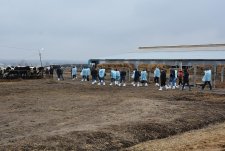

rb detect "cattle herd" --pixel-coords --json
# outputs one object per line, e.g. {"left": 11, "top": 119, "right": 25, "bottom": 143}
{"left": 0, "top": 66, "right": 44, "bottom": 79}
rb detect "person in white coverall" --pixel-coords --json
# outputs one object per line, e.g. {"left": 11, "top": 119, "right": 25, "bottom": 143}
{"left": 140, "top": 69, "right": 148, "bottom": 86}
{"left": 202, "top": 68, "right": 212, "bottom": 90}
{"left": 154, "top": 67, "right": 160, "bottom": 86}
{"left": 98, "top": 67, "right": 106, "bottom": 85}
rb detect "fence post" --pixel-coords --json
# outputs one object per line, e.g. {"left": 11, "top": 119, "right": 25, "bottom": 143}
{"left": 213, "top": 65, "right": 217, "bottom": 88}
{"left": 193, "top": 65, "right": 197, "bottom": 86}
{"left": 128, "top": 69, "right": 130, "bottom": 82}
{"left": 221, "top": 66, "right": 224, "bottom": 82}
{"left": 179, "top": 61, "right": 182, "bottom": 70}
{"left": 148, "top": 64, "right": 151, "bottom": 83}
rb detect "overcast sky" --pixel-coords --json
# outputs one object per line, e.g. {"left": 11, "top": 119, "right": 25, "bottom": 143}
{"left": 0, "top": 0, "right": 225, "bottom": 62}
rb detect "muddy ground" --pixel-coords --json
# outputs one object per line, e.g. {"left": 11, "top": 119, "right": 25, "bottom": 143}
{"left": 0, "top": 77, "right": 225, "bottom": 151}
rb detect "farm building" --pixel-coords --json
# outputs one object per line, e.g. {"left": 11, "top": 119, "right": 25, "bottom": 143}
{"left": 89, "top": 44, "right": 225, "bottom": 86}
{"left": 89, "top": 44, "right": 225, "bottom": 67}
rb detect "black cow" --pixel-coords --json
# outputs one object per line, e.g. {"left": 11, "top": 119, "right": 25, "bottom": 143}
{"left": 14, "top": 66, "right": 31, "bottom": 79}
{"left": 0, "top": 68, "right": 3, "bottom": 79}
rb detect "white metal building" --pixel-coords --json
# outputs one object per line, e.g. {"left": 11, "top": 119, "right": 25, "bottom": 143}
{"left": 89, "top": 44, "right": 225, "bottom": 67}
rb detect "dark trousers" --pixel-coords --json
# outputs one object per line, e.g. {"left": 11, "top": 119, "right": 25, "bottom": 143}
{"left": 120, "top": 77, "right": 126, "bottom": 83}
{"left": 111, "top": 78, "right": 115, "bottom": 83}
{"left": 182, "top": 80, "right": 191, "bottom": 90}
{"left": 141, "top": 80, "right": 147, "bottom": 84}
{"left": 154, "top": 77, "right": 159, "bottom": 83}
{"left": 161, "top": 80, "right": 166, "bottom": 87}
{"left": 178, "top": 78, "right": 182, "bottom": 85}
{"left": 92, "top": 75, "right": 97, "bottom": 81}
{"left": 202, "top": 81, "right": 212, "bottom": 90}
{"left": 72, "top": 75, "right": 76, "bottom": 78}
{"left": 99, "top": 77, "right": 105, "bottom": 82}
{"left": 57, "top": 73, "right": 60, "bottom": 79}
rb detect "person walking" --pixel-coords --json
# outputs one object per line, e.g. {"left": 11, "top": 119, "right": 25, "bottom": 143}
{"left": 140, "top": 69, "right": 148, "bottom": 86}
{"left": 110, "top": 68, "right": 116, "bottom": 86}
{"left": 71, "top": 66, "right": 77, "bottom": 80}
{"left": 98, "top": 67, "right": 106, "bottom": 85}
{"left": 133, "top": 68, "right": 141, "bottom": 87}
{"left": 182, "top": 67, "right": 191, "bottom": 91}
{"left": 115, "top": 69, "right": 120, "bottom": 86}
{"left": 159, "top": 68, "right": 167, "bottom": 90}
{"left": 81, "top": 67, "right": 88, "bottom": 81}
{"left": 120, "top": 69, "right": 127, "bottom": 86}
{"left": 177, "top": 69, "right": 183, "bottom": 87}
{"left": 91, "top": 67, "right": 98, "bottom": 84}
{"left": 154, "top": 67, "right": 160, "bottom": 86}
{"left": 56, "top": 66, "right": 63, "bottom": 81}
{"left": 202, "top": 68, "right": 212, "bottom": 90}
{"left": 169, "top": 68, "right": 176, "bottom": 89}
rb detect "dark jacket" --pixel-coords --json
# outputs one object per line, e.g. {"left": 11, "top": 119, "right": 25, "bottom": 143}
{"left": 134, "top": 70, "right": 140, "bottom": 81}
{"left": 120, "top": 71, "right": 126, "bottom": 78}
{"left": 183, "top": 69, "right": 189, "bottom": 82}
{"left": 160, "top": 70, "right": 166, "bottom": 82}
{"left": 91, "top": 69, "right": 98, "bottom": 76}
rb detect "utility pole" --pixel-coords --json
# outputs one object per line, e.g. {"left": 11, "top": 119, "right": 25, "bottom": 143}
{"left": 39, "top": 48, "right": 44, "bottom": 67}
{"left": 39, "top": 48, "right": 44, "bottom": 78}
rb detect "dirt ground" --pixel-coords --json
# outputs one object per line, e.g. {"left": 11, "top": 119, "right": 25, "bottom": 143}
{"left": 125, "top": 122, "right": 225, "bottom": 151}
{"left": 0, "top": 75, "right": 225, "bottom": 151}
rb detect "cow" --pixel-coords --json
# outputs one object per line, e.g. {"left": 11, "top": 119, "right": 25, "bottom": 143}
{"left": 14, "top": 66, "right": 31, "bottom": 79}
{"left": 0, "top": 67, "right": 4, "bottom": 79}
{"left": 3, "top": 67, "right": 19, "bottom": 79}
{"left": 37, "top": 67, "right": 44, "bottom": 78}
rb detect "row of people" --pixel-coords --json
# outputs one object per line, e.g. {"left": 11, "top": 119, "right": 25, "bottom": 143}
{"left": 109, "top": 69, "right": 126, "bottom": 86}
{"left": 72, "top": 67, "right": 147, "bottom": 87}
{"left": 71, "top": 66, "right": 106, "bottom": 85}
{"left": 70, "top": 66, "right": 212, "bottom": 90}
{"left": 157, "top": 67, "right": 191, "bottom": 91}
{"left": 157, "top": 67, "right": 212, "bottom": 91}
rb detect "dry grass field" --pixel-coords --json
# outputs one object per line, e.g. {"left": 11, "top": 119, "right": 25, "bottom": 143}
{"left": 0, "top": 74, "right": 225, "bottom": 151}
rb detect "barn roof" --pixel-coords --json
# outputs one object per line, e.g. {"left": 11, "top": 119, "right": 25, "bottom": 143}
{"left": 91, "top": 50, "right": 225, "bottom": 61}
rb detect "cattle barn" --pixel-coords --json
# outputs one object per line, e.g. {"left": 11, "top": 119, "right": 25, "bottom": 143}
{"left": 89, "top": 44, "right": 225, "bottom": 87}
